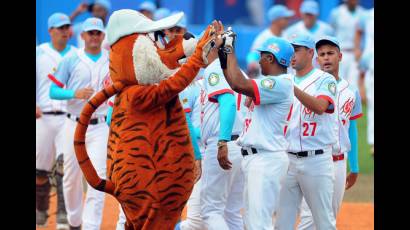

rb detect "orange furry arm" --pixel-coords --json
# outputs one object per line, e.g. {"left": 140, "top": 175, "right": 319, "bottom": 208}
{"left": 129, "top": 61, "right": 201, "bottom": 111}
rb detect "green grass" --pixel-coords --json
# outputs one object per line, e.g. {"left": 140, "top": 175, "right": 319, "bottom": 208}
{"left": 347, "top": 104, "right": 374, "bottom": 174}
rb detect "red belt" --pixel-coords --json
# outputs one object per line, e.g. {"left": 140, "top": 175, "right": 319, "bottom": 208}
{"left": 333, "top": 154, "right": 345, "bottom": 162}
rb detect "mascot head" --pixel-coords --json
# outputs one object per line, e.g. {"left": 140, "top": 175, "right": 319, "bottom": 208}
{"left": 106, "top": 9, "right": 197, "bottom": 86}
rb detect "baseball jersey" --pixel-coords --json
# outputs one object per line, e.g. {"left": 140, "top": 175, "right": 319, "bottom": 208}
{"left": 191, "top": 78, "right": 204, "bottom": 128}
{"left": 328, "top": 4, "right": 366, "bottom": 50}
{"left": 284, "top": 20, "right": 334, "bottom": 42}
{"left": 357, "top": 8, "right": 374, "bottom": 54}
{"left": 179, "top": 82, "right": 201, "bottom": 114}
{"left": 36, "top": 43, "right": 77, "bottom": 112}
{"left": 53, "top": 48, "right": 110, "bottom": 116}
{"left": 359, "top": 48, "right": 374, "bottom": 75}
{"left": 200, "top": 59, "right": 247, "bottom": 145}
{"left": 237, "top": 74, "right": 293, "bottom": 152}
{"left": 287, "top": 68, "right": 338, "bottom": 152}
{"left": 333, "top": 78, "right": 363, "bottom": 154}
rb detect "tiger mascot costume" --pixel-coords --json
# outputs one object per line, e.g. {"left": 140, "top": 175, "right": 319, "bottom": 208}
{"left": 72, "top": 9, "right": 217, "bottom": 229}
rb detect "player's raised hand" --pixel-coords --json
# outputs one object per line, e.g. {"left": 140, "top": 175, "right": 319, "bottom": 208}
{"left": 36, "top": 106, "right": 42, "bottom": 119}
{"left": 75, "top": 2, "right": 89, "bottom": 14}
{"left": 213, "top": 20, "right": 225, "bottom": 48}
{"left": 217, "top": 142, "right": 232, "bottom": 170}
{"left": 345, "top": 172, "right": 358, "bottom": 190}
{"left": 75, "top": 87, "right": 94, "bottom": 100}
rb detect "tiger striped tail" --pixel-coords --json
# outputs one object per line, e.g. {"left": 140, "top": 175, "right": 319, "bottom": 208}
{"left": 73, "top": 81, "right": 125, "bottom": 195}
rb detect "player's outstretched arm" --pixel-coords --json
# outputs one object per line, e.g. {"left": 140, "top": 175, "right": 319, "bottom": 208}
{"left": 294, "top": 87, "right": 330, "bottom": 115}
{"left": 217, "top": 29, "right": 255, "bottom": 99}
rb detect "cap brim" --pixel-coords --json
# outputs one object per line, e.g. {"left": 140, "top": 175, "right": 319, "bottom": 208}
{"left": 290, "top": 42, "right": 313, "bottom": 49}
{"left": 83, "top": 27, "right": 105, "bottom": 33}
{"left": 107, "top": 10, "right": 184, "bottom": 45}
{"left": 133, "top": 12, "right": 183, "bottom": 33}
{"left": 315, "top": 39, "right": 339, "bottom": 49}
{"left": 301, "top": 10, "right": 318, "bottom": 15}
{"left": 53, "top": 21, "right": 71, "bottom": 28}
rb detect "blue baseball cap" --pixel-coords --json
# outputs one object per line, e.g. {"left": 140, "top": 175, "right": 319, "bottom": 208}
{"left": 154, "top": 8, "right": 171, "bottom": 20}
{"left": 82, "top": 17, "right": 105, "bottom": 32}
{"left": 268, "top": 5, "right": 294, "bottom": 22}
{"left": 48, "top": 13, "right": 71, "bottom": 29}
{"left": 139, "top": 1, "right": 157, "bottom": 13}
{"left": 257, "top": 36, "right": 295, "bottom": 67}
{"left": 290, "top": 33, "right": 315, "bottom": 49}
{"left": 93, "top": 0, "right": 111, "bottom": 11}
{"left": 315, "top": 35, "right": 340, "bottom": 50}
{"left": 300, "top": 0, "right": 319, "bottom": 16}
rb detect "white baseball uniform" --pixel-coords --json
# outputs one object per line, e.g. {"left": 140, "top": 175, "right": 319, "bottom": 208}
{"left": 359, "top": 48, "right": 374, "bottom": 146}
{"left": 178, "top": 78, "right": 206, "bottom": 230}
{"left": 52, "top": 48, "right": 110, "bottom": 229}
{"left": 236, "top": 73, "right": 293, "bottom": 230}
{"left": 297, "top": 78, "right": 363, "bottom": 230}
{"left": 36, "top": 43, "right": 77, "bottom": 172}
{"left": 200, "top": 59, "right": 246, "bottom": 230}
{"left": 329, "top": 4, "right": 366, "bottom": 87}
{"left": 275, "top": 68, "right": 338, "bottom": 230}
{"left": 358, "top": 8, "right": 374, "bottom": 58}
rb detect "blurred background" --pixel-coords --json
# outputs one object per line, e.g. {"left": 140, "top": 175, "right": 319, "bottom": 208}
{"left": 36, "top": 0, "right": 373, "bottom": 69}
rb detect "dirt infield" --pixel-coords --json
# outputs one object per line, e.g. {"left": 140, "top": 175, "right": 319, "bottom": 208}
{"left": 37, "top": 194, "right": 373, "bottom": 230}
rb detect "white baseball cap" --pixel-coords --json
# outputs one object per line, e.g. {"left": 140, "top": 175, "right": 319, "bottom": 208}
{"left": 106, "top": 9, "right": 184, "bottom": 45}
{"left": 82, "top": 17, "right": 105, "bottom": 33}
{"left": 48, "top": 12, "right": 71, "bottom": 29}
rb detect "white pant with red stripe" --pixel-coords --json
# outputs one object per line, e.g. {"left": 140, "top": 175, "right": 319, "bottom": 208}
{"left": 36, "top": 114, "right": 65, "bottom": 171}
{"left": 297, "top": 153, "right": 347, "bottom": 230}
{"left": 201, "top": 139, "right": 244, "bottom": 230}
{"left": 275, "top": 148, "right": 336, "bottom": 230}
{"left": 241, "top": 148, "right": 289, "bottom": 230}
{"left": 62, "top": 118, "right": 108, "bottom": 229}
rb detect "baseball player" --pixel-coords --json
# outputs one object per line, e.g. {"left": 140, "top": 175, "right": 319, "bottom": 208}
{"left": 354, "top": 7, "right": 374, "bottom": 63}
{"left": 283, "top": 1, "right": 334, "bottom": 69}
{"left": 297, "top": 36, "right": 363, "bottom": 229}
{"left": 138, "top": 1, "right": 157, "bottom": 20}
{"left": 355, "top": 7, "right": 374, "bottom": 155}
{"left": 154, "top": 7, "right": 171, "bottom": 21}
{"left": 198, "top": 34, "right": 246, "bottom": 230}
{"left": 70, "top": 0, "right": 111, "bottom": 50}
{"left": 246, "top": 5, "right": 294, "bottom": 78}
{"left": 175, "top": 78, "right": 204, "bottom": 230}
{"left": 274, "top": 33, "right": 338, "bottom": 230}
{"left": 328, "top": 0, "right": 366, "bottom": 87}
{"left": 36, "top": 12, "right": 77, "bottom": 229}
{"left": 358, "top": 46, "right": 374, "bottom": 156}
{"left": 49, "top": 17, "right": 110, "bottom": 230}
{"left": 284, "top": 1, "right": 334, "bottom": 41}
{"left": 217, "top": 27, "right": 295, "bottom": 229}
